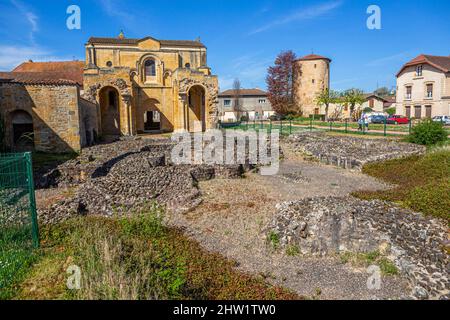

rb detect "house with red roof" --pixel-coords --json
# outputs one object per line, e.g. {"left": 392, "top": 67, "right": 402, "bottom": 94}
{"left": 395, "top": 54, "right": 450, "bottom": 118}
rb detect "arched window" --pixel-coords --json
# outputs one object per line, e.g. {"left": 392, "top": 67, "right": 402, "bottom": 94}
{"left": 145, "top": 59, "right": 156, "bottom": 77}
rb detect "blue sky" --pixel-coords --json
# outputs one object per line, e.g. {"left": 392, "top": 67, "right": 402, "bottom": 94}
{"left": 0, "top": 0, "right": 449, "bottom": 92}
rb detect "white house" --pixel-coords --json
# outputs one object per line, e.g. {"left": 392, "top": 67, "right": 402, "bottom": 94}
{"left": 218, "top": 88, "right": 275, "bottom": 122}
{"left": 396, "top": 54, "right": 450, "bottom": 118}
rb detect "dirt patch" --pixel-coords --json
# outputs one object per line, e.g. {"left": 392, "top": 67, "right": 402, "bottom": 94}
{"left": 167, "top": 143, "right": 411, "bottom": 300}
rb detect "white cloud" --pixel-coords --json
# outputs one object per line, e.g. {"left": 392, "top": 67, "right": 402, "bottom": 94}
{"left": 0, "top": 45, "right": 79, "bottom": 71}
{"left": 219, "top": 54, "right": 273, "bottom": 90}
{"left": 10, "top": 0, "right": 39, "bottom": 42}
{"left": 366, "top": 51, "right": 412, "bottom": 67}
{"left": 248, "top": 0, "right": 343, "bottom": 35}
{"left": 99, "top": 0, "right": 136, "bottom": 31}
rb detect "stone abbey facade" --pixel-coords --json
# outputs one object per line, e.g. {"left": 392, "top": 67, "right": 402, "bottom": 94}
{"left": 0, "top": 34, "right": 219, "bottom": 153}
{"left": 83, "top": 34, "right": 219, "bottom": 136}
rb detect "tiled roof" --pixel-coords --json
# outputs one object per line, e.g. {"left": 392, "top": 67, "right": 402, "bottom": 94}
{"left": 397, "top": 54, "right": 450, "bottom": 76}
{"left": 0, "top": 72, "right": 78, "bottom": 86}
{"left": 296, "top": 54, "right": 331, "bottom": 62}
{"left": 87, "top": 36, "right": 206, "bottom": 48}
{"left": 12, "top": 60, "right": 84, "bottom": 86}
{"left": 219, "top": 88, "right": 267, "bottom": 97}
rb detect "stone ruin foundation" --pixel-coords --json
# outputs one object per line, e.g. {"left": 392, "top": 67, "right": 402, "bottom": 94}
{"left": 266, "top": 196, "right": 449, "bottom": 300}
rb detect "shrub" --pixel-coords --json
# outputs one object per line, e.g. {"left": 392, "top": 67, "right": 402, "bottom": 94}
{"left": 385, "top": 107, "right": 396, "bottom": 116}
{"left": 408, "top": 119, "right": 448, "bottom": 146}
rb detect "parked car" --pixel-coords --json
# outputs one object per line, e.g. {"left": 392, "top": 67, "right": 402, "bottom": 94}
{"left": 432, "top": 115, "right": 450, "bottom": 125}
{"left": 386, "top": 115, "right": 409, "bottom": 125}
{"left": 370, "top": 115, "right": 387, "bottom": 124}
{"left": 269, "top": 114, "right": 286, "bottom": 121}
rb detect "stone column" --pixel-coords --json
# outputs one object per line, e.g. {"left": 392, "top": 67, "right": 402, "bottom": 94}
{"left": 122, "top": 95, "right": 133, "bottom": 136}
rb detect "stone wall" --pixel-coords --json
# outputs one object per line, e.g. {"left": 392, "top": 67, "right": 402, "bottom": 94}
{"left": 267, "top": 196, "right": 449, "bottom": 300}
{"left": 79, "top": 97, "right": 99, "bottom": 146}
{"left": 293, "top": 59, "right": 330, "bottom": 116}
{"left": 0, "top": 82, "right": 82, "bottom": 153}
{"left": 288, "top": 132, "right": 426, "bottom": 170}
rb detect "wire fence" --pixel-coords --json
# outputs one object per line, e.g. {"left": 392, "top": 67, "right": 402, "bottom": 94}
{"left": 219, "top": 118, "right": 450, "bottom": 137}
{"left": 0, "top": 152, "right": 39, "bottom": 295}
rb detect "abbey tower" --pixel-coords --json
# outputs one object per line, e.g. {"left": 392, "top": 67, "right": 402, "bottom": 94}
{"left": 293, "top": 54, "right": 331, "bottom": 116}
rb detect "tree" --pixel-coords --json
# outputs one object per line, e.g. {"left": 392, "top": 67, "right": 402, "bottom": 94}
{"left": 315, "top": 89, "right": 339, "bottom": 121}
{"left": 374, "top": 86, "right": 390, "bottom": 97}
{"left": 266, "top": 51, "right": 297, "bottom": 115}
{"left": 232, "top": 78, "right": 244, "bottom": 120}
{"left": 342, "top": 88, "right": 366, "bottom": 120}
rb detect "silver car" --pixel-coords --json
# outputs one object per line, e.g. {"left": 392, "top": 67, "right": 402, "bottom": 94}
{"left": 432, "top": 116, "right": 450, "bottom": 125}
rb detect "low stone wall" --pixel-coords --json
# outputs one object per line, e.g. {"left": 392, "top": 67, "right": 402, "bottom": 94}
{"left": 266, "top": 196, "right": 449, "bottom": 300}
{"left": 288, "top": 132, "right": 426, "bottom": 170}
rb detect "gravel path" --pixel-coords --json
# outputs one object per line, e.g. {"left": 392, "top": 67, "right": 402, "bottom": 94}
{"left": 167, "top": 142, "right": 411, "bottom": 300}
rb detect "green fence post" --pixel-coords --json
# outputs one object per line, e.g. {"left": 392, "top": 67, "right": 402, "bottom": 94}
{"left": 409, "top": 118, "right": 412, "bottom": 134}
{"left": 329, "top": 121, "right": 332, "bottom": 132}
{"left": 310, "top": 117, "right": 313, "bottom": 132}
{"left": 269, "top": 119, "right": 272, "bottom": 134}
{"left": 280, "top": 119, "right": 283, "bottom": 135}
{"left": 289, "top": 119, "right": 292, "bottom": 134}
{"left": 362, "top": 118, "right": 366, "bottom": 135}
{"left": 345, "top": 119, "right": 348, "bottom": 133}
{"left": 25, "top": 152, "right": 39, "bottom": 248}
{"left": 254, "top": 119, "right": 256, "bottom": 129}
{"left": 384, "top": 118, "right": 387, "bottom": 137}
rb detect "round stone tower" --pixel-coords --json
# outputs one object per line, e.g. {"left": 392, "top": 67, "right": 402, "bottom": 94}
{"left": 293, "top": 54, "right": 331, "bottom": 116}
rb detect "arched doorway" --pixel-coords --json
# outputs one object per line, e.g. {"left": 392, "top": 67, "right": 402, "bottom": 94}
{"left": 11, "top": 110, "right": 34, "bottom": 149}
{"left": 187, "top": 85, "right": 206, "bottom": 132}
{"left": 99, "top": 86, "right": 121, "bottom": 136}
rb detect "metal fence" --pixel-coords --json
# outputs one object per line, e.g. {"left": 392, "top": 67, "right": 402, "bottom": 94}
{"left": 0, "top": 152, "right": 39, "bottom": 294}
{"left": 219, "top": 118, "right": 450, "bottom": 137}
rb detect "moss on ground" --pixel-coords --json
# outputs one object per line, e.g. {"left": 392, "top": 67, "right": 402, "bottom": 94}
{"left": 353, "top": 149, "right": 450, "bottom": 222}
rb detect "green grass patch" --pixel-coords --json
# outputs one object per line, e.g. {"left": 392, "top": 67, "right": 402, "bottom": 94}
{"left": 0, "top": 225, "right": 37, "bottom": 299}
{"left": 32, "top": 152, "right": 78, "bottom": 171}
{"left": 339, "top": 251, "right": 398, "bottom": 276}
{"left": 353, "top": 149, "right": 450, "bottom": 222}
{"left": 11, "top": 204, "right": 299, "bottom": 300}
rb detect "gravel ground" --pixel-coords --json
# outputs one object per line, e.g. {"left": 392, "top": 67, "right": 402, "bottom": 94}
{"left": 167, "top": 142, "right": 412, "bottom": 300}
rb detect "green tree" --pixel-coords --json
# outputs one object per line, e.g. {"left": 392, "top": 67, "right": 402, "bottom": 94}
{"left": 374, "top": 87, "right": 390, "bottom": 97}
{"left": 342, "top": 89, "right": 366, "bottom": 120}
{"left": 315, "top": 89, "right": 340, "bottom": 121}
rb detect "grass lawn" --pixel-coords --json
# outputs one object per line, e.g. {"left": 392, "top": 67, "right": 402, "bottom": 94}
{"left": 353, "top": 147, "right": 450, "bottom": 223}
{"left": 10, "top": 204, "right": 299, "bottom": 300}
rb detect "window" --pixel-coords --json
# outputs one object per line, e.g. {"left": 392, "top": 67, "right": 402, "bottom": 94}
{"left": 414, "top": 105, "right": 422, "bottom": 119}
{"left": 405, "top": 86, "right": 412, "bottom": 100}
{"left": 426, "top": 84, "right": 433, "bottom": 98}
{"left": 258, "top": 99, "right": 266, "bottom": 104}
{"left": 369, "top": 99, "right": 374, "bottom": 108}
{"left": 312, "top": 79, "right": 315, "bottom": 84}
{"left": 224, "top": 99, "right": 231, "bottom": 107}
{"left": 314, "top": 64, "right": 317, "bottom": 68}
{"left": 185, "top": 63, "right": 191, "bottom": 69}
{"left": 416, "top": 65, "right": 423, "bottom": 77}
{"left": 145, "top": 59, "right": 156, "bottom": 77}
{"left": 106, "top": 61, "right": 113, "bottom": 67}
